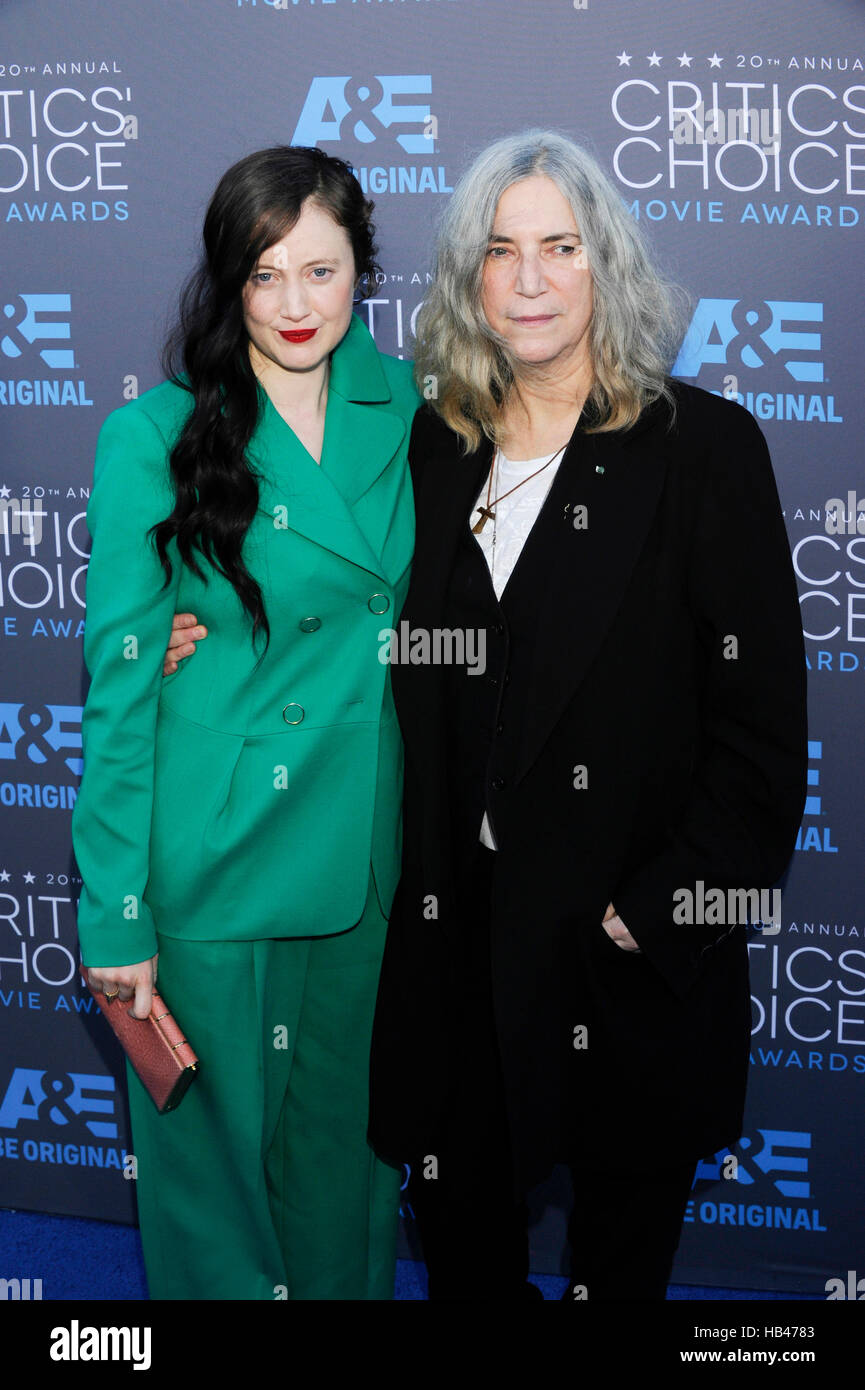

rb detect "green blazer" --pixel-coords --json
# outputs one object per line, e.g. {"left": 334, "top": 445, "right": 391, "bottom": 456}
{"left": 72, "top": 315, "right": 420, "bottom": 967}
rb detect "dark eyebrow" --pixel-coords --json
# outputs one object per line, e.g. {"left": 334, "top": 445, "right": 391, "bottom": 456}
{"left": 487, "top": 231, "right": 582, "bottom": 244}
{"left": 253, "top": 257, "right": 341, "bottom": 270}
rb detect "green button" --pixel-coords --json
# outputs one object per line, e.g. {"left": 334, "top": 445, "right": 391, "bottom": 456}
{"left": 299, "top": 617, "right": 321, "bottom": 632}
{"left": 282, "top": 704, "right": 304, "bottom": 725}
{"left": 368, "top": 593, "right": 390, "bottom": 614}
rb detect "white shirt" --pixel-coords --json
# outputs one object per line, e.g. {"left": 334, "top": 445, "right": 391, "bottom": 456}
{"left": 470, "top": 448, "right": 564, "bottom": 849}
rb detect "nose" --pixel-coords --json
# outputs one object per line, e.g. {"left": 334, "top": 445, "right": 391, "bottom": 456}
{"left": 278, "top": 275, "right": 311, "bottom": 321}
{"left": 513, "top": 251, "right": 547, "bottom": 297}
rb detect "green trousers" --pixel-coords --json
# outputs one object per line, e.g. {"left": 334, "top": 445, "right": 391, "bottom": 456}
{"left": 125, "top": 866, "right": 401, "bottom": 1299}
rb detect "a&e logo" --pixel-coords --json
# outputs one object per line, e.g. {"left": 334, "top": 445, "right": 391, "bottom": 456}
{"left": 0, "top": 293, "right": 92, "bottom": 406}
{"left": 695, "top": 1129, "right": 812, "bottom": 1198}
{"left": 292, "top": 76, "right": 433, "bottom": 153}
{"left": 674, "top": 298, "right": 823, "bottom": 383}
{"left": 0, "top": 702, "right": 83, "bottom": 777}
{"left": 1, "top": 295, "right": 74, "bottom": 369}
{"left": 0, "top": 1069, "right": 117, "bottom": 1139}
{"left": 672, "top": 298, "right": 841, "bottom": 424}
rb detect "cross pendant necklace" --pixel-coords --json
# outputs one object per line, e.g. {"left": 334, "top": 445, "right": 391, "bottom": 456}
{"left": 471, "top": 442, "right": 568, "bottom": 535}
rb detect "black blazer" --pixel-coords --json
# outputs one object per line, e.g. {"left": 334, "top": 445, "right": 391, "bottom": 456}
{"left": 369, "top": 381, "right": 807, "bottom": 1192}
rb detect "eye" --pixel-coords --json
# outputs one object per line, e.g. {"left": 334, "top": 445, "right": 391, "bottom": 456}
{"left": 311, "top": 267, "right": 333, "bottom": 278}
{"left": 251, "top": 270, "right": 273, "bottom": 284}
{"left": 485, "top": 245, "right": 510, "bottom": 259}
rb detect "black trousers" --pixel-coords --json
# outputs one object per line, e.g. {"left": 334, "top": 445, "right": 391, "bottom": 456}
{"left": 407, "top": 841, "right": 696, "bottom": 1301}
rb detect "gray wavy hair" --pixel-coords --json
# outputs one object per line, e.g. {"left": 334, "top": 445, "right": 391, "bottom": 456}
{"left": 414, "top": 128, "right": 687, "bottom": 449}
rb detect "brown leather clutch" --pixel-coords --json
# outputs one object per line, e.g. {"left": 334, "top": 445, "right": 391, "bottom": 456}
{"left": 82, "top": 972, "right": 199, "bottom": 1113}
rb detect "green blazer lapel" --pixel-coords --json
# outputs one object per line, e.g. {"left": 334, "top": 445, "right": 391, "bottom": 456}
{"left": 252, "top": 394, "right": 382, "bottom": 577}
{"left": 253, "top": 315, "right": 410, "bottom": 581}
{"left": 320, "top": 314, "right": 413, "bottom": 581}
{"left": 320, "top": 311, "right": 409, "bottom": 502}
{"left": 322, "top": 395, "right": 407, "bottom": 509}
{"left": 321, "top": 394, "right": 409, "bottom": 580}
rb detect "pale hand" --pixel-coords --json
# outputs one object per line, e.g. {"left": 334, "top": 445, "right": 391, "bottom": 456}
{"left": 163, "top": 613, "right": 208, "bottom": 675}
{"left": 87, "top": 955, "right": 159, "bottom": 1020}
{"left": 602, "top": 903, "right": 641, "bottom": 952}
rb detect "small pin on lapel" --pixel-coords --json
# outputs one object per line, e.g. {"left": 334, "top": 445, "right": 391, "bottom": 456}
{"left": 595, "top": 465, "right": 605, "bottom": 475}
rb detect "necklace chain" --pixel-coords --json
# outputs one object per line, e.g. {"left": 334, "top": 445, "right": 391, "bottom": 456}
{"left": 472, "top": 442, "right": 567, "bottom": 537}
{"left": 473, "top": 442, "right": 569, "bottom": 588}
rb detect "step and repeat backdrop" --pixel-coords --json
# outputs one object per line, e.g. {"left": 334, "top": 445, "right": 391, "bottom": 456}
{"left": 0, "top": 0, "right": 863, "bottom": 1294}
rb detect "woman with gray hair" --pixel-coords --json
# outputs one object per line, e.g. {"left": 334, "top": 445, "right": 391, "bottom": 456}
{"left": 367, "top": 129, "right": 806, "bottom": 1300}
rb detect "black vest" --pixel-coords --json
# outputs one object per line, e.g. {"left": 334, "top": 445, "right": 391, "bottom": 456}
{"left": 442, "top": 509, "right": 549, "bottom": 879}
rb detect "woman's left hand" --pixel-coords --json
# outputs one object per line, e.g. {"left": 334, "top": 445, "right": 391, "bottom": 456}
{"left": 602, "top": 903, "right": 641, "bottom": 952}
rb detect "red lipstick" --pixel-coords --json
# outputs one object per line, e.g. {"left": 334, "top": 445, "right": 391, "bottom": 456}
{"left": 279, "top": 328, "right": 318, "bottom": 342}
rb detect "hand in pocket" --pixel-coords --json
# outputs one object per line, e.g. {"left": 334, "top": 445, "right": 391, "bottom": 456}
{"left": 601, "top": 902, "right": 641, "bottom": 953}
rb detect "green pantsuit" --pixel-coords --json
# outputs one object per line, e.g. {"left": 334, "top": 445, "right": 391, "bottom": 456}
{"left": 72, "top": 316, "right": 420, "bottom": 1298}
{"left": 127, "top": 866, "right": 400, "bottom": 1300}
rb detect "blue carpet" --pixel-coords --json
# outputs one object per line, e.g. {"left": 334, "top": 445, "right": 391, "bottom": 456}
{"left": 0, "top": 1208, "right": 818, "bottom": 1300}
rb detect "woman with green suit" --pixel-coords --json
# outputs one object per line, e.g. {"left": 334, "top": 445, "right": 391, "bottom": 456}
{"left": 71, "top": 147, "right": 419, "bottom": 1299}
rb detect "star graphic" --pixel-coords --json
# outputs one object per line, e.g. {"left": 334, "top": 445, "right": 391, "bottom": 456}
{"left": 0, "top": 870, "right": 10, "bottom": 882}
{"left": 23, "top": 871, "right": 36, "bottom": 884}
{"left": 616, "top": 51, "right": 632, "bottom": 67}
{"left": 0, "top": 484, "right": 11, "bottom": 499}
{"left": 647, "top": 52, "right": 663, "bottom": 67}
{"left": 677, "top": 53, "right": 694, "bottom": 68}
{"left": 708, "top": 53, "right": 723, "bottom": 69}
